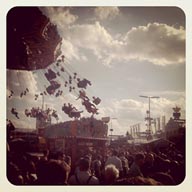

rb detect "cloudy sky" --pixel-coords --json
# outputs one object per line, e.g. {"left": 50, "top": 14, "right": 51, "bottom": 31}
{"left": 7, "top": 7, "right": 185, "bottom": 135}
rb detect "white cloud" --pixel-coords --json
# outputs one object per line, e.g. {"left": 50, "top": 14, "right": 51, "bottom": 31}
{"left": 39, "top": 7, "right": 185, "bottom": 66}
{"left": 40, "top": 7, "right": 78, "bottom": 27}
{"left": 61, "top": 38, "right": 81, "bottom": 61}
{"left": 59, "top": 21, "right": 185, "bottom": 66}
{"left": 97, "top": 95, "right": 185, "bottom": 134}
{"left": 94, "top": 7, "right": 120, "bottom": 20}
{"left": 7, "top": 70, "right": 38, "bottom": 96}
{"left": 68, "top": 22, "right": 114, "bottom": 49}
{"left": 61, "top": 38, "right": 88, "bottom": 62}
{"left": 124, "top": 23, "right": 185, "bottom": 65}
{"left": 63, "top": 22, "right": 122, "bottom": 65}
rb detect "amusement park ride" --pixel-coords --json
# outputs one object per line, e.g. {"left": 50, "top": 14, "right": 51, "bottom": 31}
{"left": 7, "top": 7, "right": 102, "bottom": 125}
{"left": 7, "top": 7, "right": 62, "bottom": 71}
{"left": 7, "top": 7, "right": 108, "bottom": 160}
{"left": 139, "top": 95, "right": 159, "bottom": 140}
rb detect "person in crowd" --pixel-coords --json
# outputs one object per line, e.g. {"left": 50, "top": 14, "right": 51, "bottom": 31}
{"left": 119, "top": 151, "right": 129, "bottom": 177}
{"left": 36, "top": 159, "right": 68, "bottom": 185}
{"left": 105, "top": 150, "right": 123, "bottom": 176}
{"left": 6, "top": 115, "right": 185, "bottom": 186}
{"left": 128, "top": 153, "right": 145, "bottom": 177}
{"left": 114, "top": 176, "right": 162, "bottom": 185}
{"left": 26, "top": 160, "right": 38, "bottom": 184}
{"left": 150, "top": 172, "right": 175, "bottom": 185}
{"left": 68, "top": 157, "right": 99, "bottom": 185}
{"left": 7, "top": 120, "right": 15, "bottom": 142}
{"left": 141, "top": 153, "right": 155, "bottom": 177}
{"left": 103, "top": 164, "right": 119, "bottom": 185}
{"left": 91, "top": 155, "right": 102, "bottom": 180}
{"left": 127, "top": 154, "right": 134, "bottom": 168}
{"left": 7, "top": 162, "right": 24, "bottom": 185}
{"left": 65, "top": 155, "right": 72, "bottom": 167}
{"left": 42, "top": 149, "right": 49, "bottom": 161}
{"left": 169, "top": 160, "right": 185, "bottom": 184}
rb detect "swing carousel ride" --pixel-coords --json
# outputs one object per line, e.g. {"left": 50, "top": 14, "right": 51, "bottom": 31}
{"left": 7, "top": 7, "right": 102, "bottom": 127}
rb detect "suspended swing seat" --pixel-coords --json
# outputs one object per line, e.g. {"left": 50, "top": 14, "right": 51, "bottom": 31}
{"left": 46, "top": 80, "right": 61, "bottom": 95}
{"left": 44, "top": 69, "right": 57, "bottom": 81}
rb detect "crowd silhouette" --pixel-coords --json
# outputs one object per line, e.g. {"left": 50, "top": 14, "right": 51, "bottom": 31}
{"left": 7, "top": 135, "right": 185, "bottom": 185}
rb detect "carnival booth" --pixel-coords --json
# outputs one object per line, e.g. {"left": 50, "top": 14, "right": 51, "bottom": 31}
{"left": 44, "top": 117, "right": 109, "bottom": 163}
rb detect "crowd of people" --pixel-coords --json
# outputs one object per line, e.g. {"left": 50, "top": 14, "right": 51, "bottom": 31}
{"left": 7, "top": 139, "right": 185, "bottom": 185}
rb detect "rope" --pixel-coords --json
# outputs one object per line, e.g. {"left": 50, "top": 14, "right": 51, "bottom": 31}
{"left": 56, "top": 56, "right": 101, "bottom": 106}
{"left": 16, "top": 70, "right": 25, "bottom": 91}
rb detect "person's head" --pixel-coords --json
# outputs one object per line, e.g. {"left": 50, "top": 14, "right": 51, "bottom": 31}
{"left": 56, "top": 152, "right": 65, "bottom": 161}
{"left": 135, "top": 153, "right": 145, "bottom": 166}
{"left": 162, "top": 159, "right": 171, "bottom": 172}
{"left": 37, "top": 160, "right": 67, "bottom": 184}
{"left": 65, "top": 155, "right": 71, "bottom": 166}
{"left": 104, "top": 164, "right": 119, "bottom": 184}
{"left": 78, "top": 157, "right": 90, "bottom": 171}
{"left": 97, "top": 155, "right": 102, "bottom": 161}
{"left": 112, "top": 150, "right": 118, "bottom": 157}
{"left": 145, "top": 153, "right": 154, "bottom": 166}
{"left": 119, "top": 151, "right": 125, "bottom": 156}
{"left": 43, "top": 150, "right": 49, "bottom": 159}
